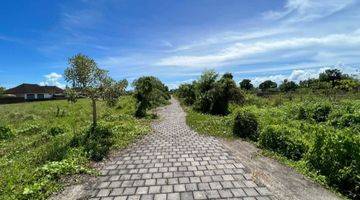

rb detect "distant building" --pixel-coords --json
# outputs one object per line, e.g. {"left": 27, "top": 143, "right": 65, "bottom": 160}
{"left": 4, "top": 83, "right": 64, "bottom": 100}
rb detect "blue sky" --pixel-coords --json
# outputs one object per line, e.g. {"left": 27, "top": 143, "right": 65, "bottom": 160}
{"left": 1, "top": 0, "right": 360, "bottom": 89}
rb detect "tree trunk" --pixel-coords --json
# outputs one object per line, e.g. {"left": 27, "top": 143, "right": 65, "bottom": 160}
{"left": 92, "top": 98, "right": 97, "bottom": 127}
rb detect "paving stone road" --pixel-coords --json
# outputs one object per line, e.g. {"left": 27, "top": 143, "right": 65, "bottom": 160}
{"left": 88, "top": 98, "right": 274, "bottom": 200}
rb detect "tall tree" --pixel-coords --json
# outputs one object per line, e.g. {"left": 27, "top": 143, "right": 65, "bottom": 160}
{"left": 259, "top": 80, "right": 277, "bottom": 92}
{"left": 279, "top": 79, "right": 298, "bottom": 92}
{"left": 0, "top": 86, "right": 5, "bottom": 96}
{"left": 239, "top": 79, "right": 254, "bottom": 90}
{"left": 319, "top": 69, "right": 343, "bottom": 88}
{"left": 64, "top": 53, "right": 108, "bottom": 127}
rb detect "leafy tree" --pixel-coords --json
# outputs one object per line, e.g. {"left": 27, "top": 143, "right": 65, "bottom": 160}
{"left": 0, "top": 86, "right": 5, "bottom": 96}
{"left": 177, "top": 83, "right": 196, "bottom": 105}
{"left": 259, "top": 80, "right": 277, "bottom": 92}
{"left": 101, "top": 78, "right": 128, "bottom": 107}
{"left": 319, "top": 69, "right": 343, "bottom": 87}
{"left": 64, "top": 53, "right": 108, "bottom": 127}
{"left": 133, "top": 76, "right": 169, "bottom": 118}
{"left": 240, "top": 79, "right": 254, "bottom": 90}
{"left": 279, "top": 79, "right": 298, "bottom": 92}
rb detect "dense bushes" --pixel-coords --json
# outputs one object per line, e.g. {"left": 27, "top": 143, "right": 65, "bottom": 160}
{"left": 259, "top": 125, "right": 307, "bottom": 161}
{"left": 181, "top": 70, "right": 244, "bottom": 115}
{"left": 0, "top": 125, "right": 13, "bottom": 140}
{"left": 307, "top": 131, "right": 360, "bottom": 199}
{"left": 133, "top": 76, "right": 170, "bottom": 118}
{"left": 83, "top": 125, "right": 113, "bottom": 161}
{"left": 47, "top": 126, "right": 66, "bottom": 136}
{"left": 312, "top": 103, "right": 331, "bottom": 122}
{"left": 233, "top": 111, "right": 258, "bottom": 141}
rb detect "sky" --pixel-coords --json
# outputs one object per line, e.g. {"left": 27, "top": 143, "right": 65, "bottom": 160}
{"left": 0, "top": 0, "right": 360, "bottom": 89}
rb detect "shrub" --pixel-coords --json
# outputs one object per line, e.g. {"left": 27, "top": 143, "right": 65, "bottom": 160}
{"left": 312, "top": 104, "right": 331, "bottom": 122}
{"left": 307, "top": 130, "right": 360, "bottom": 199}
{"left": 83, "top": 125, "right": 113, "bottom": 161}
{"left": 0, "top": 125, "right": 14, "bottom": 140}
{"left": 331, "top": 113, "right": 360, "bottom": 128}
{"left": 296, "top": 106, "right": 307, "bottom": 120}
{"left": 17, "top": 123, "right": 42, "bottom": 135}
{"left": 259, "top": 125, "right": 307, "bottom": 160}
{"left": 47, "top": 127, "right": 66, "bottom": 136}
{"left": 177, "top": 83, "right": 196, "bottom": 105}
{"left": 233, "top": 111, "right": 259, "bottom": 141}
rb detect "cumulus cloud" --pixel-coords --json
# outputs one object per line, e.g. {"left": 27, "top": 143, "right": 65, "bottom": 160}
{"left": 39, "top": 72, "right": 65, "bottom": 88}
{"left": 248, "top": 66, "right": 358, "bottom": 86}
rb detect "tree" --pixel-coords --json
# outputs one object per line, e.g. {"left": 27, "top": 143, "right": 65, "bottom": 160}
{"left": 133, "top": 76, "right": 169, "bottom": 118}
{"left": 101, "top": 78, "right": 128, "bottom": 107}
{"left": 240, "top": 79, "right": 254, "bottom": 90}
{"left": 279, "top": 79, "right": 298, "bottom": 92}
{"left": 0, "top": 87, "right": 5, "bottom": 96}
{"left": 259, "top": 80, "right": 277, "bottom": 92}
{"left": 177, "top": 83, "right": 196, "bottom": 105}
{"left": 319, "top": 69, "right": 343, "bottom": 88}
{"left": 193, "top": 70, "right": 218, "bottom": 113}
{"left": 64, "top": 53, "right": 108, "bottom": 127}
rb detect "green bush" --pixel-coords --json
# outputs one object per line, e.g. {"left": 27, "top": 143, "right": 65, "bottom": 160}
{"left": 331, "top": 113, "right": 360, "bottom": 128}
{"left": 296, "top": 106, "right": 307, "bottom": 120}
{"left": 259, "top": 125, "right": 307, "bottom": 160}
{"left": 17, "top": 123, "right": 42, "bottom": 135}
{"left": 47, "top": 127, "right": 66, "bottom": 136}
{"left": 307, "top": 131, "right": 360, "bottom": 199}
{"left": 0, "top": 125, "right": 14, "bottom": 140}
{"left": 83, "top": 125, "right": 113, "bottom": 161}
{"left": 312, "top": 104, "right": 331, "bottom": 122}
{"left": 233, "top": 111, "right": 258, "bottom": 141}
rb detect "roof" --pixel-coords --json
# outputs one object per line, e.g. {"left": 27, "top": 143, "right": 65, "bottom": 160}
{"left": 5, "top": 84, "right": 64, "bottom": 94}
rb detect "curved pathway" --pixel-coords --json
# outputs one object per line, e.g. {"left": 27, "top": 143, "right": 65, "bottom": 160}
{"left": 88, "top": 98, "right": 274, "bottom": 200}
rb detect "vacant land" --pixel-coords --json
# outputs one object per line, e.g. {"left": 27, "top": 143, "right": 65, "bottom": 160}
{"left": 0, "top": 96, "right": 151, "bottom": 199}
{"left": 185, "top": 90, "right": 360, "bottom": 199}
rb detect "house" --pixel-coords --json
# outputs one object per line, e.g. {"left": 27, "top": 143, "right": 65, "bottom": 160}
{"left": 4, "top": 83, "right": 64, "bottom": 100}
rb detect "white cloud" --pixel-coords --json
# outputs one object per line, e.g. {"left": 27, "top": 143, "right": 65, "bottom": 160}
{"left": 263, "top": 0, "right": 355, "bottom": 22}
{"left": 248, "top": 66, "right": 358, "bottom": 86}
{"left": 157, "top": 31, "right": 360, "bottom": 67}
{"left": 39, "top": 72, "right": 65, "bottom": 88}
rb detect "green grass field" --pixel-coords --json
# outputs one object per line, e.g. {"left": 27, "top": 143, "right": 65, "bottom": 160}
{"left": 0, "top": 96, "right": 151, "bottom": 199}
{"left": 185, "top": 90, "right": 360, "bottom": 199}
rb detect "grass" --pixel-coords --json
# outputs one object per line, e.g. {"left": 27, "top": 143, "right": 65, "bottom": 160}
{"left": 184, "top": 90, "right": 360, "bottom": 199}
{"left": 0, "top": 96, "right": 151, "bottom": 200}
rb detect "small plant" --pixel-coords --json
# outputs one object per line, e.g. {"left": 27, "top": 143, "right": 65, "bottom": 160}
{"left": 313, "top": 104, "right": 331, "bottom": 122}
{"left": 233, "top": 111, "right": 259, "bottom": 141}
{"left": 331, "top": 113, "right": 360, "bottom": 128}
{"left": 296, "top": 106, "right": 307, "bottom": 120}
{"left": 83, "top": 125, "right": 113, "bottom": 161}
{"left": 47, "top": 126, "right": 66, "bottom": 136}
{"left": 259, "top": 125, "right": 307, "bottom": 160}
{"left": 0, "top": 125, "right": 14, "bottom": 140}
{"left": 17, "top": 123, "right": 42, "bottom": 135}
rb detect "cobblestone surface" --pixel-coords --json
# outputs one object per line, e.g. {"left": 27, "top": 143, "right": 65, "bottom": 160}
{"left": 87, "top": 98, "right": 274, "bottom": 200}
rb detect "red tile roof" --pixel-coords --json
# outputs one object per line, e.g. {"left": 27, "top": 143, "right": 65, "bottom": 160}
{"left": 5, "top": 84, "right": 64, "bottom": 94}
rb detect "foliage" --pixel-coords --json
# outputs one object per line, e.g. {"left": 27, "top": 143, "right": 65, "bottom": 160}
{"left": 335, "top": 79, "right": 360, "bottom": 91}
{"left": 0, "top": 125, "right": 14, "bottom": 140}
{"left": 101, "top": 78, "right": 128, "bottom": 107}
{"left": 239, "top": 79, "right": 254, "bottom": 90}
{"left": 312, "top": 103, "right": 331, "bottom": 122}
{"left": 0, "top": 86, "right": 5, "bottom": 96}
{"left": 64, "top": 53, "right": 109, "bottom": 126}
{"left": 0, "top": 96, "right": 151, "bottom": 199}
{"left": 259, "top": 80, "right": 277, "bottom": 92}
{"left": 177, "top": 83, "right": 196, "bottom": 105}
{"left": 83, "top": 124, "right": 113, "bottom": 161}
{"left": 133, "top": 76, "right": 170, "bottom": 118}
{"left": 307, "top": 130, "right": 360, "bottom": 199}
{"left": 279, "top": 79, "right": 298, "bottom": 92}
{"left": 47, "top": 126, "right": 66, "bottom": 137}
{"left": 233, "top": 110, "right": 258, "bottom": 141}
{"left": 259, "top": 125, "right": 307, "bottom": 161}
{"left": 193, "top": 71, "right": 244, "bottom": 115}
{"left": 319, "top": 69, "right": 343, "bottom": 87}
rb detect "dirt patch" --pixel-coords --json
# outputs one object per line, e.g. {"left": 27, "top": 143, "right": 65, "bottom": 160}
{"left": 221, "top": 138, "right": 342, "bottom": 200}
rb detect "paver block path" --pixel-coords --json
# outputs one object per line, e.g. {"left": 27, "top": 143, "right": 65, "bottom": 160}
{"left": 88, "top": 98, "right": 274, "bottom": 200}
